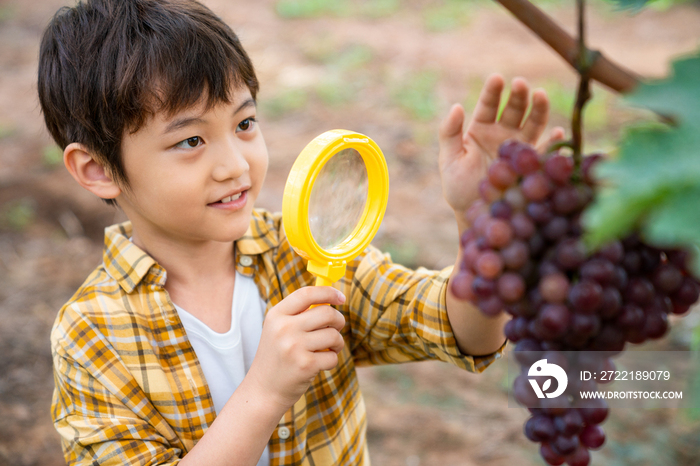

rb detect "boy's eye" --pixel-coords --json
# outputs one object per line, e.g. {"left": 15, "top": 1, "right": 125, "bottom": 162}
{"left": 237, "top": 118, "right": 256, "bottom": 132}
{"left": 175, "top": 136, "right": 202, "bottom": 149}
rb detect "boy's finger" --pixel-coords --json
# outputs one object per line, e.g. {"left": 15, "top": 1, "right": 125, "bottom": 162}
{"left": 281, "top": 287, "right": 346, "bottom": 316}
{"left": 298, "top": 306, "right": 346, "bottom": 332}
{"left": 499, "top": 77, "right": 530, "bottom": 129}
{"left": 438, "top": 104, "right": 465, "bottom": 161}
{"left": 521, "top": 88, "right": 550, "bottom": 143}
{"left": 307, "top": 328, "right": 345, "bottom": 354}
{"left": 471, "top": 74, "right": 505, "bottom": 124}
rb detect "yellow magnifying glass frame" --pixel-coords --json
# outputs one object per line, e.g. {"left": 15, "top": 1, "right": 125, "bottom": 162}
{"left": 282, "top": 129, "right": 389, "bottom": 287}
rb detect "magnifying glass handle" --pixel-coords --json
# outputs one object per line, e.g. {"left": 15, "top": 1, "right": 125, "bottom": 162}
{"left": 310, "top": 275, "right": 335, "bottom": 309}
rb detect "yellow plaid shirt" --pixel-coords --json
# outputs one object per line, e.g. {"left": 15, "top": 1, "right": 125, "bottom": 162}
{"left": 51, "top": 209, "right": 506, "bottom": 465}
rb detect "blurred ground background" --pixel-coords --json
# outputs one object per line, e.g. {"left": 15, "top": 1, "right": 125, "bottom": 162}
{"left": 1, "top": 0, "right": 700, "bottom": 465}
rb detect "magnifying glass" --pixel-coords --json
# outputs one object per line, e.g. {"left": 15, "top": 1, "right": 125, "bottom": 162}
{"left": 282, "top": 129, "right": 390, "bottom": 290}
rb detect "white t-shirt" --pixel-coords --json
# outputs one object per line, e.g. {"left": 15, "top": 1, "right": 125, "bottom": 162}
{"left": 174, "top": 271, "right": 270, "bottom": 466}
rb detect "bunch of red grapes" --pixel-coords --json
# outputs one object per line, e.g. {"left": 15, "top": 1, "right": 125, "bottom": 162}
{"left": 451, "top": 140, "right": 700, "bottom": 466}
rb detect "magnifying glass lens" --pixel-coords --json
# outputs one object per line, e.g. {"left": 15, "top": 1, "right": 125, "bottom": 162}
{"left": 308, "top": 148, "right": 368, "bottom": 250}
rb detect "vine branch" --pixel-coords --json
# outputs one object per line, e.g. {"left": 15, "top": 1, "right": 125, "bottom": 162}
{"left": 571, "top": 0, "right": 592, "bottom": 162}
{"left": 494, "top": 0, "right": 640, "bottom": 94}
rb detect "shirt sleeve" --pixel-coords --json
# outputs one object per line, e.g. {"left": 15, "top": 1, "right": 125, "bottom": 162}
{"left": 337, "top": 245, "right": 507, "bottom": 373}
{"left": 51, "top": 311, "right": 183, "bottom": 466}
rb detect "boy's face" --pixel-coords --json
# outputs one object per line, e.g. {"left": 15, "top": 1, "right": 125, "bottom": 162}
{"left": 117, "top": 86, "right": 268, "bottom": 246}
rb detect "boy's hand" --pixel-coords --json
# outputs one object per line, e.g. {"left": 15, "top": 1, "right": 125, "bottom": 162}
{"left": 438, "top": 74, "right": 564, "bottom": 221}
{"left": 246, "top": 287, "right": 346, "bottom": 410}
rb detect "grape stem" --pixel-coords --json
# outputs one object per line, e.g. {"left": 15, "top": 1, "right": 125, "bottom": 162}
{"left": 493, "top": 0, "right": 639, "bottom": 94}
{"left": 571, "top": 0, "right": 593, "bottom": 165}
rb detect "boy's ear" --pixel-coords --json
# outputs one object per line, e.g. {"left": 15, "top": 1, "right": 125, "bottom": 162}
{"left": 63, "top": 143, "right": 122, "bottom": 200}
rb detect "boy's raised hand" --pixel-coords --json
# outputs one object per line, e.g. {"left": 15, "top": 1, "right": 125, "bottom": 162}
{"left": 439, "top": 74, "right": 564, "bottom": 220}
{"left": 246, "top": 287, "right": 346, "bottom": 410}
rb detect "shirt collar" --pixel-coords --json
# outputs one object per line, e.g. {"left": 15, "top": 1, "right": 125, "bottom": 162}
{"left": 102, "top": 209, "right": 280, "bottom": 293}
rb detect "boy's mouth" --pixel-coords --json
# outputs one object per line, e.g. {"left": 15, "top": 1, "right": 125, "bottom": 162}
{"left": 209, "top": 187, "right": 250, "bottom": 206}
{"left": 217, "top": 192, "right": 242, "bottom": 203}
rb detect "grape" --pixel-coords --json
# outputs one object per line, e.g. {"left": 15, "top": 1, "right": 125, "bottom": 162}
{"left": 598, "top": 287, "right": 622, "bottom": 319}
{"left": 624, "top": 278, "right": 655, "bottom": 305}
{"left": 452, "top": 140, "right": 700, "bottom": 464}
{"left": 564, "top": 445, "right": 591, "bottom": 466}
{"left": 653, "top": 263, "right": 683, "bottom": 293}
{"left": 476, "top": 251, "right": 504, "bottom": 279}
{"left": 569, "top": 313, "right": 600, "bottom": 338}
{"left": 511, "top": 212, "right": 536, "bottom": 238}
{"left": 642, "top": 310, "right": 668, "bottom": 339}
{"left": 485, "top": 218, "right": 513, "bottom": 248}
{"left": 488, "top": 159, "right": 518, "bottom": 189}
{"left": 498, "top": 139, "right": 522, "bottom": 162}
{"left": 504, "top": 186, "right": 527, "bottom": 211}
{"left": 599, "top": 241, "right": 624, "bottom": 264}
{"left": 523, "top": 172, "right": 553, "bottom": 201}
{"left": 540, "top": 443, "right": 566, "bottom": 466}
{"left": 580, "top": 258, "right": 615, "bottom": 285}
{"left": 552, "top": 186, "right": 580, "bottom": 215}
{"left": 568, "top": 280, "right": 602, "bottom": 314}
{"left": 527, "top": 201, "right": 554, "bottom": 224}
{"left": 554, "top": 410, "right": 584, "bottom": 437}
{"left": 556, "top": 239, "right": 586, "bottom": 270}
{"left": 615, "top": 303, "right": 644, "bottom": 329}
{"left": 544, "top": 155, "right": 574, "bottom": 185}
{"left": 672, "top": 276, "right": 700, "bottom": 305}
{"left": 526, "top": 415, "right": 557, "bottom": 442}
{"left": 512, "top": 145, "right": 541, "bottom": 174}
{"left": 579, "top": 399, "right": 609, "bottom": 425}
{"left": 539, "top": 273, "right": 570, "bottom": 304}
{"left": 504, "top": 316, "right": 530, "bottom": 341}
{"left": 611, "top": 266, "right": 628, "bottom": 291}
{"left": 579, "top": 425, "right": 605, "bottom": 449}
{"left": 538, "top": 304, "right": 570, "bottom": 338}
{"left": 551, "top": 435, "right": 578, "bottom": 456}
{"left": 478, "top": 179, "right": 502, "bottom": 202}
{"left": 502, "top": 240, "right": 529, "bottom": 269}
{"left": 463, "top": 242, "right": 480, "bottom": 271}
{"left": 478, "top": 295, "right": 504, "bottom": 316}
{"left": 466, "top": 201, "right": 488, "bottom": 226}
{"left": 542, "top": 217, "right": 569, "bottom": 241}
{"left": 622, "top": 250, "right": 641, "bottom": 274}
{"left": 498, "top": 273, "right": 526, "bottom": 302}
{"left": 490, "top": 200, "right": 513, "bottom": 220}
{"left": 472, "top": 276, "right": 496, "bottom": 298}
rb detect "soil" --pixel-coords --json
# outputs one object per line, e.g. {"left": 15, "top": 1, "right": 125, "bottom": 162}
{"left": 1, "top": 0, "right": 700, "bottom": 465}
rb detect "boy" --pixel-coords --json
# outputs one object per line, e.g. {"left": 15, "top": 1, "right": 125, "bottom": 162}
{"left": 40, "top": 0, "right": 558, "bottom": 465}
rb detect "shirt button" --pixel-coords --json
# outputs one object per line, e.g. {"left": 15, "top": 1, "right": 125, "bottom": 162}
{"left": 278, "top": 426, "right": 291, "bottom": 439}
{"left": 239, "top": 255, "right": 253, "bottom": 267}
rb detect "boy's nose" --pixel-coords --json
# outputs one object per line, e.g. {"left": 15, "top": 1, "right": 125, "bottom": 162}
{"left": 211, "top": 141, "right": 249, "bottom": 181}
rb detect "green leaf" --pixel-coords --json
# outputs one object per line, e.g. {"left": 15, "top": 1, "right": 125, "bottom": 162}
{"left": 583, "top": 50, "right": 700, "bottom": 266}
{"left": 644, "top": 187, "right": 700, "bottom": 277}
{"left": 583, "top": 123, "right": 700, "bottom": 249}
{"left": 626, "top": 53, "right": 700, "bottom": 123}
